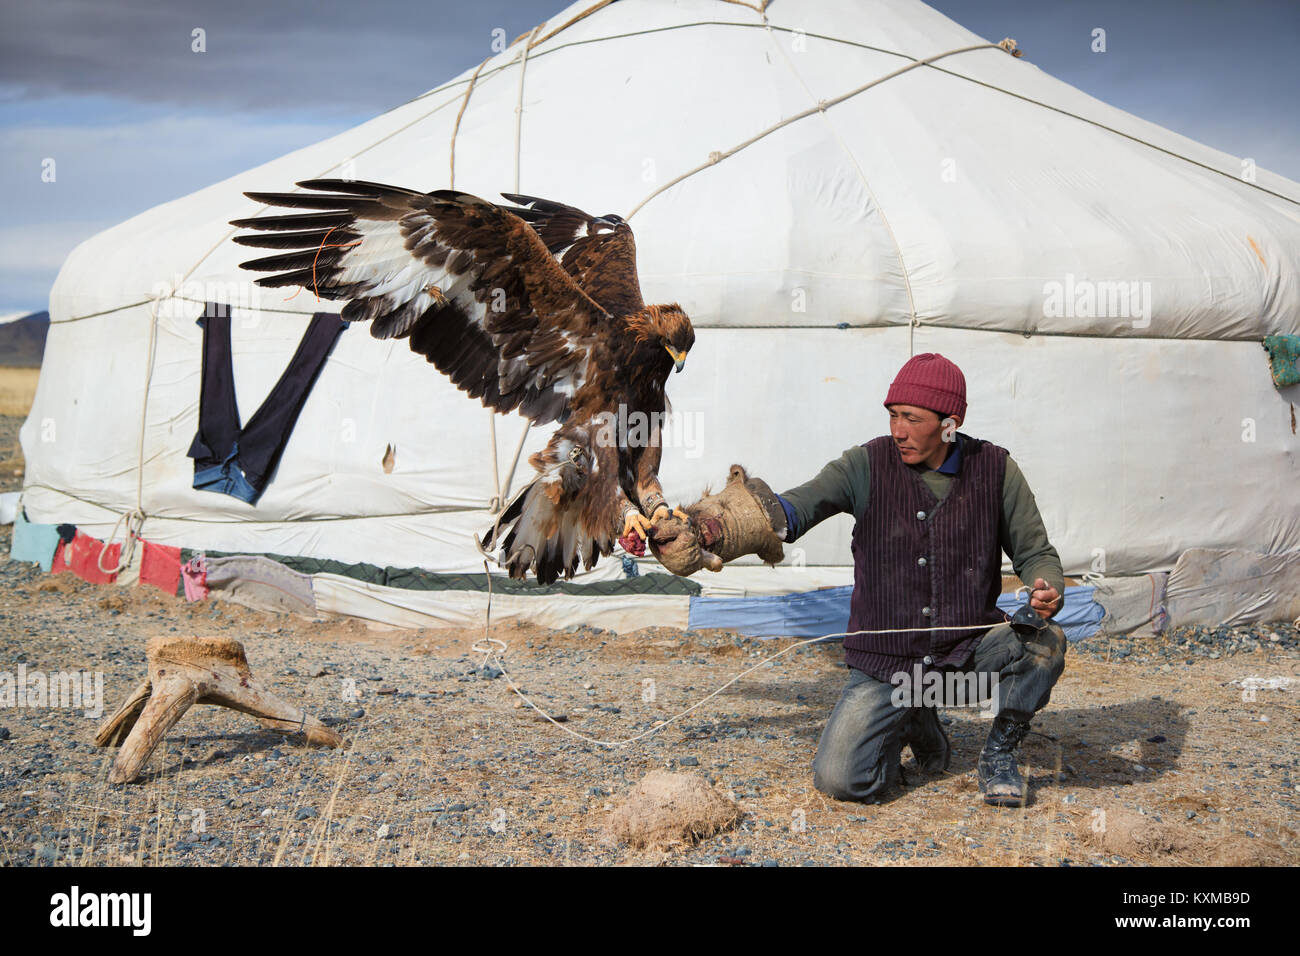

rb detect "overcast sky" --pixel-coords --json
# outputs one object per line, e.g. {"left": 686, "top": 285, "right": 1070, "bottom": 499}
{"left": 2, "top": 0, "right": 1297, "bottom": 316}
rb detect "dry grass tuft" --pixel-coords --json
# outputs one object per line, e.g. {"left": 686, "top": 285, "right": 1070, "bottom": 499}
{"left": 605, "top": 771, "right": 742, "bottom": 850}
{"left": 1208, "top": 831, "right": 1294, "bottom": 867}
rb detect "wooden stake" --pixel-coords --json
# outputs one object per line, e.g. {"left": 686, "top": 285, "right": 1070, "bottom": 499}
{"left": 95, "top": 635, "right": 342, "bottom": 784}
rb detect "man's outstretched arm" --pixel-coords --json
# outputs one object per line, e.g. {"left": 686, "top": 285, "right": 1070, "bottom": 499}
{"left": 777, "top": 445, "right": 872, "bottom": 544}
{"left": 649, "top": 448, "right": 869, "bottom": 576}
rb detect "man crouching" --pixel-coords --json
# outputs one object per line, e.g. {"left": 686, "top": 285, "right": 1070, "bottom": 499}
{"left": 777, "top": 353, "right": 1068, "bottom": 807}
{"left": 649, "top": 353, "right": 1068, "bottom": 807}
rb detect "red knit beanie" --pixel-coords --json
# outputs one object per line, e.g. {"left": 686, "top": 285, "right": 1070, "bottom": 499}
{"left": 883, "top": 353, "right": 967, "bottom": 419}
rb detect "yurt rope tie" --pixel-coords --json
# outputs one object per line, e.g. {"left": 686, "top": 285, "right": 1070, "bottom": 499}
{"left": 497, "top": 426, "right": 533, "bottom": 514}
{"left": 472, "top": 560, "right": 1011, "bottom": 750}
{"left": 752, "top": 3, "right": 923, "bottom": 352}
{"left": 624, "top": 38, "right": 1022, "bottom": 221}
{"left": 487, "top": 417, "right": 503, "bottom": 513}
{"left": 1080, "top": 570, "right": 1114, "bottom": 594}
{"left": 97, "top": 508, "right": 145, "bottom": 576}
{"left": 97, "top": 289, "right": 169, "bottom": 575}
{"left": 484, "top": 23, "right": 545, "bottom": 515}
{"left": 512, "top": 26, "right": 542, "bottom": 193}
{"left": 531, "top": 0, "right": 611, "bottom": 46}
{"left": 449, "top": 57, "right": 489, "bottom": 190}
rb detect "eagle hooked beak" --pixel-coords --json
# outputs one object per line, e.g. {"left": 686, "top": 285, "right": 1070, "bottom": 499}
{"left": 665, "top": 345, "right": 686, "bottom": 373}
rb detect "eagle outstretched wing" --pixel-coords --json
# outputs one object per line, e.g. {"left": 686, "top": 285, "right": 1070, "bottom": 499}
{"left": 499, "top": 193, "right": 645, "bottom": 317}
{"left": 232, "top": 180, "right": 618, "bottom": 426}
{"left": 232, "top": 180, "right": 692, "bottom": 585}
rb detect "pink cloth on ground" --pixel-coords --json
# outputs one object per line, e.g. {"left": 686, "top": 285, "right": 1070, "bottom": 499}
{"left": 181, "top": 552, "right": 209, "bottom": 601}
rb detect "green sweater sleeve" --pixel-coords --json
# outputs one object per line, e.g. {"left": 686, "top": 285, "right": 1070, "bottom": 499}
{"left": 779, "top": 445, "right": 870, "bottom": 543}
{"left": 1000, "top": 455, "right": 1066, "bottom": 605}
{"left": 780, "top": 445, "right": 1064, "bottom": 615}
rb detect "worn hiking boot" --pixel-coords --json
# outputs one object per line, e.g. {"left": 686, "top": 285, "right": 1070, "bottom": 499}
{"left": 903, "top": 706, "right": 951, "bottom": 776}
{"left": 978, "top": 710, "right": 1033, "bottom": 807}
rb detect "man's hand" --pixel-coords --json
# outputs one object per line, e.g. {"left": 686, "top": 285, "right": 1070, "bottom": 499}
{"left": 1029, "top": 577, "right": 1062, "bottom": 620}
{"left": 649, "top": 465, "right": 786, "bottom": 576}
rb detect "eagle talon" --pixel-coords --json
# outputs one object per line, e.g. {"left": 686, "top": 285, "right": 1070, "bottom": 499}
{"left": 622, "top": 509, "right": 653, "bottom": 541}
{"left": 649, "top": 504, "right": 689, "bottom": 525}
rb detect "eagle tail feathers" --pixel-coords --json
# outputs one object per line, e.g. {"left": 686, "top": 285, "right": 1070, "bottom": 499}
{"left": 480, "top": 446, "right": 605, "bottom": 585}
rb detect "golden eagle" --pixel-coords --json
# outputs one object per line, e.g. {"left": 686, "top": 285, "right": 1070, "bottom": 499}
{"left": 232, "top": 180, "right": 694, "bottom": 584}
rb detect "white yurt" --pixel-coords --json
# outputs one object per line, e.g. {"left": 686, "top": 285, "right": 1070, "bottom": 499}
{"left": 15, "top": 0, "right": 1300, "bottom": 636}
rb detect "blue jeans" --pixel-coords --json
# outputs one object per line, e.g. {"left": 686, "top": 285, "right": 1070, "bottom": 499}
{"left": 812, "top": 622, "right": 1067, "bottom": 802}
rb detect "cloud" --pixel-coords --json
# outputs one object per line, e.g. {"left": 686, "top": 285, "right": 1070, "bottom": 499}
{"left": 0, "top": 219, "right": 114, "bottom": 271}
{"left": 0, "top": 111, "right": 352, "bottom": 312}
{"left": 1, "top": 112, "right": 350, "bottom": 225}
{"left": 0, "top": 0, "right": 562, "bottom": 114}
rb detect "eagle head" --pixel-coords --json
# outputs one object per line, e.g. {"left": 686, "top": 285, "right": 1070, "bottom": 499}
{"left": 638, "top": 302, "right": 694, "bottom": 373}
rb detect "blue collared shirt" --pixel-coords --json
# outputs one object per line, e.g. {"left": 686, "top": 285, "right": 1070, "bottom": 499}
{"left": 935, "top": 433, "right": 963, "bottom": 475}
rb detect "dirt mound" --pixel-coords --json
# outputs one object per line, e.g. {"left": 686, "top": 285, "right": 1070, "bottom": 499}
{"left": 605, "top": 771, "right": 742, "bottom": 850}
{"left": 1082, "top": 808, "right": 1201, "bottom": 858}
{"left": 1208, "top": 832, "right": 1293, "bottom": 867}
{"left": 1080, "top": 807, "right": 1293, "bottom": 865}
{"left": 38, "top": 576, "right": 78, "bottom": 594}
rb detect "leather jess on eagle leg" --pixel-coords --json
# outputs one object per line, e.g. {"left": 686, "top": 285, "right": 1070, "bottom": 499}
{"left": 649, "top": 465, "right": 787, "bottom": 576}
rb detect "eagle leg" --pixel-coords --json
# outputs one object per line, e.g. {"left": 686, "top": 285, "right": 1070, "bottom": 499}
{"left": 621, "top": 509, "right": 653, "bottom": 540}
{"left": 646, "top": 503, "right": 690, "bottom": 527}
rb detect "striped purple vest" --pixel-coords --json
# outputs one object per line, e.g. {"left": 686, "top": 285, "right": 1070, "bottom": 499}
{"left": 845, "top": 434, "right": 1009, "bottom": 681}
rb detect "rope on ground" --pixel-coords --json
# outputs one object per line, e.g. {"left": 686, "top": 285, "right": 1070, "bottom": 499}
{"left": 470, "top": 560, "right": 1013, "bottom": 749}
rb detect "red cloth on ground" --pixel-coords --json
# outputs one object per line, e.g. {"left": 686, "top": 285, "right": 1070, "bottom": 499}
{"left": 139, "top": 540, "right": 183, "bottom": 595}
{"left": 52, "top": 531, "right": 121, "bottom": 584}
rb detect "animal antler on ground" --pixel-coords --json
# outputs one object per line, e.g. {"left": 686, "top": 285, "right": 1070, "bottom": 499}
{"left": 94, "top": 635, "right": 341, "bottom": 784}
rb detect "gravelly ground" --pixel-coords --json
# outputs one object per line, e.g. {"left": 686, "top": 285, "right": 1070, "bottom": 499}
{"left": 2, "top": 513, "right": 1297, "bottom": 868}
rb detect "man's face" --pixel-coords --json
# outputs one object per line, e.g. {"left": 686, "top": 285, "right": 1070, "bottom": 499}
{"left": 888, "top": 404, "right": 959, "bottom": 469}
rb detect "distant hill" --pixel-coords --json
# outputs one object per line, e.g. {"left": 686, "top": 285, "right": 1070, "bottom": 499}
{"left": 0, "top": 312, "right": 50, "bottom": 367}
